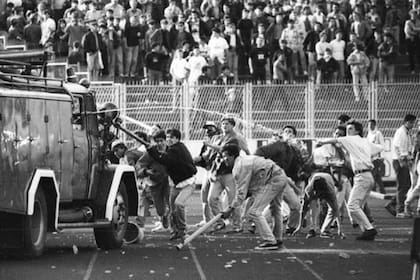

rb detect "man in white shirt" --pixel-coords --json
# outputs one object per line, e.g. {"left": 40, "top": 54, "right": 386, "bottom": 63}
{"left": 329, "top": 30, "right": 346, "bottom": 80}
{"left": 186, "top": 45, "right": 207, "bottom": 85}
{"left": 317, "top": 120, "right": 384, "bottom": 241}
{"left": 386, "top": 114, "right": 417, "bottom": 217}
{"left": 40, "top": 10, "right": 56, "bottom": 46}
{"left": 366, "top": 119, "right": 385, "bottom": 194}
{"left": 208, "top": 27, "right": 229, "bottom": 78}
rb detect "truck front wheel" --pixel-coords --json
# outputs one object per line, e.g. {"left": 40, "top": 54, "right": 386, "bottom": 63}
{"left": 94, "top": 183, "right": 128, "bottom": 249}
{"left": 23, "top": 189, "right": 48, "bottom": 257}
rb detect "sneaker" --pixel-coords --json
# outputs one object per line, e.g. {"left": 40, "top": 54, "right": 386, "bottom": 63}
{"left": 320, "top": 231, "right": 334, "bottom": 238}
{"left": 356, "top": 228, "right": 377, "bottom": 241}
{"left": 306, "top": 229, "right": 316, "bottom": 239}
{"left": 151, "top": 222, "right": 163, "bottom": 232}
{"left": 385, "top": 204, "right": 396, "bottom": 217}
{"left": 396, "top": 212, "right": 411, "bottom": 218}
{"left": 254, "top": 241, "right": 279, "bottom": 250}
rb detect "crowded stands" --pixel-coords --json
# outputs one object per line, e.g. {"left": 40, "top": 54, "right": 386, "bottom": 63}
{"left": 0, "top": 0, "right": 416, "bottom": 83}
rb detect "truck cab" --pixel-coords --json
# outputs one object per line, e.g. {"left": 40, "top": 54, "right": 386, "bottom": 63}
{"left": 0, "top": 51, "right": 138, "bottom": 257}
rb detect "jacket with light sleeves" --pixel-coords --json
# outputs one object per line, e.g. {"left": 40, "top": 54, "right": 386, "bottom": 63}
{"left": 231, "top": 155, "right": 285, "bottom": 208}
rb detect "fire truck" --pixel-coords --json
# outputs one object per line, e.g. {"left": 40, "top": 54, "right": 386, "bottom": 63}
{"left": 0, "top": 50, "right": 138, "bottom": 257}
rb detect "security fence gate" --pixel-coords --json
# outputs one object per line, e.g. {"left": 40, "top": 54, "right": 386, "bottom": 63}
{"left": 92, "top": 81, "right": 420, "bottom": 141}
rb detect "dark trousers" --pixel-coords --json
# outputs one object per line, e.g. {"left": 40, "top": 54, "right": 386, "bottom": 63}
{"left": 372, "top": 158, "right": 386, "bottom": 194}
{"left": 389, "top": 159, "right": 412, "bottom": 213}
{"left": 150, "top": 181, "right": 170, "bottom": 217}
{"left": 406, "top": 38, "right": 420, "bottom": 72}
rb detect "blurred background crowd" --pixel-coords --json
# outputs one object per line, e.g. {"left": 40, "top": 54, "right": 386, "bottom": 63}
{"left": 0, "top": 0, "right": 418, "bottom": 83}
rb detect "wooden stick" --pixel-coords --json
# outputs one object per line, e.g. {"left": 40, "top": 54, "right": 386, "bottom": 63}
{"left": 175, "top": 213, "right": 223, "bottom": 250}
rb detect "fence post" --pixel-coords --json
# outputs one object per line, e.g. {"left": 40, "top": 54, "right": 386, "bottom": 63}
{"left": 242, "top": 83, "right": 253, "bottom": 139}
{"left": 369, "top": 81, "right": 378, "bottom": 121}
{"left": 305, "top": 80, "right": 315, "bottom": 138}
{"left": 181, "top": 82, "right": 190, "bottom": 141}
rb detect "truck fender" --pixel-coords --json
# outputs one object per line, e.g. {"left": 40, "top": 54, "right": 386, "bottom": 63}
{"left": 27, "top": 169, "right": 60, "bottom": 231}
{"left": 105, "top": 165, "right": 138, "bottom": 221}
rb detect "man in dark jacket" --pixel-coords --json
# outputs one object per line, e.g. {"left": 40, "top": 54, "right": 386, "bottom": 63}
{"left": 147, "top": 128, "right": 197, "bottom": 240}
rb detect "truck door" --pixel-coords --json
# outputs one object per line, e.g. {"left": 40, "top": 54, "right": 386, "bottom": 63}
{"left": 0, "top": 97, "right": 19, "bottom": 209}
{"left": 71, "top": 95, "right": 90, "bottom": 199}
{"left": 45, "top": 99, "right": 73, "bottom": 201}
{"left": 59, "top": 101, "right": 74, "bottom": 200}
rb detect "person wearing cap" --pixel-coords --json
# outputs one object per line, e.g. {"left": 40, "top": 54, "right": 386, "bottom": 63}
{"left": 108, "top": 141, "right": 128, "bottom": 164}
{"left": 204, "top": 116, "right": 250, "bottom": 232}
{"left": 193, "top": 121, "right": 222, "bottom": 226}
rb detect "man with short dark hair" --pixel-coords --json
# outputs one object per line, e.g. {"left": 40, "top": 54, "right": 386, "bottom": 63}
{"left": 317, "top": 120, "right": 384, "bottom": 240}
{"left": 387, "top": 114, "right": 417, "bottom": 217}
{"left": 147, "top": 128, "right": 197, "bottom": 240}
{"left": 220, "top": 144, "right": 293, "bottom": 250}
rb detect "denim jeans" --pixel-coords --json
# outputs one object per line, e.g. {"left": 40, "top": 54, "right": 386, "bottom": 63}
{"left": 170, "top": 184, "right": 195, "bottom": 234}
{"left": 393, "top": 159, "right": 412, "bottom": 213}
{"left": 208, "top": 173, "right": 241, "bottom": 227}
{"left": 247, "top": 172, "right": 289, "bottom": 243}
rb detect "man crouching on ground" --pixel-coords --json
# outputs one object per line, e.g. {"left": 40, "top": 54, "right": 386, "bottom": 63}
{"left": 220, "top": 144, "right": 294, "bottom": 250}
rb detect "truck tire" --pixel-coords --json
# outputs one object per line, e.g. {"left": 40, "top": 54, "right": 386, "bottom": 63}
{"left": 23, "top": 189, "right": 48, "bottom": 257}
{"left": 94, "top": 183, "right": 129, "bottom": 249}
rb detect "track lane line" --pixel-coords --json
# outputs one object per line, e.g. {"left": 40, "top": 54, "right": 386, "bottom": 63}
{"left": 83, "top": 251, "right": 98, "bottom": 280}
{"left": 188, "top": 244, "right": 207, "bottom": 280}
{"left": 283, "top": 246, "right": 325, "bottom": 280}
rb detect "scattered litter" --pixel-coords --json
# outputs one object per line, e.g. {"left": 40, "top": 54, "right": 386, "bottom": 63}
{"left": 104, "top": 270, "right": 111, "bottom": 274}
{"left": 329, "top": 243, "right": 335, "bottom": 247}
{"left": 145, "top": 244, "right": 156, "bottom": 248}
{"left": 116, "top": 266, "right": 120, "bottom": 270}
{"left": 150, "top": 270, "right": 155, "bottom": 274}
{"left": 169, "top": 267, "right": 175, "bottom": 270}
{"left": 143, "top": 256, "right": 149, "bottom": 259}
{"left": 105, "top": 251, "right": 109, "bottom": 254}
{"left": 165, "top": 273, "right": 170, "bottom": 277}
{"left": 349, "top": 270, "right": 363, "bottom": 275}
{"left": 182, "top": 256, "right": 189, "bottom": 260}
{"left": 217, "top": 254, "right": 223, "bottom": 257}
{"left": 287, "top": 256, "right": 297, "bottom": 260}
{"left": 72, "top": 245, "right": 78, "bottom": 255}
{"left": 265, "top": 261, "right": 272, "bottom": 264}
{"left": 339, "top": 252, "right": 350, "bottom": 259}
{"left": 224, "top": 264, "right": 232, "bottom": 268}
{"left": 241, "top": 259, "right": 248, "bottom": 264}
{"left": 121, "top": 251, "right": 126, "bottom": 255}
{"left": 274, "top": 258, "right": 282, "bottom": 262}
{"left": 51, "top": 266, "right": 56, "bottom": 269}
{"left": 128, "top": 274, "right": 134, "bottom": 278}
{"left": 304, "top": 260, "right": 313, "bottom": 265}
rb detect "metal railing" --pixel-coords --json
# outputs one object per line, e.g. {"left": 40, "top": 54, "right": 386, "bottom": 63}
{"left": 92, "top": 81, "right": 419, "bottom": 141}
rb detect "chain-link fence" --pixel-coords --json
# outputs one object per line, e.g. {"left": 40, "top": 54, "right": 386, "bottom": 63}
{"left": 92, "top": 81, "right": 419, "bottom": 140}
